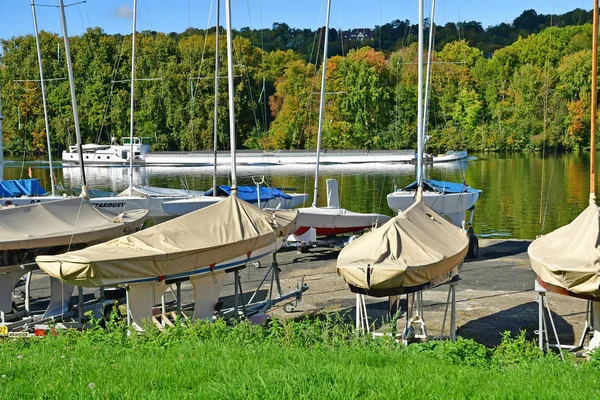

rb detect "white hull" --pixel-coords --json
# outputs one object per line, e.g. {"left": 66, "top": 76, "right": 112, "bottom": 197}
{"left": 0, "top": 195, "right": 65, "bottom": 207}
{"left": 293, "top": 206, "right": 391, "bottom": 236}
{"left": 387, "top": 190, "right": 480, "bottom": 226}
{"left": 90, "top": 195, "right": 186, "bottom": 222}
{"left": 64, "top": 149, "right": 466, "bottom": 166}
{"left": 145, "top": 150, "right": 416, "bottom": 166}
{"left": 432, "top": 150, "right": 468, "bottom": 163}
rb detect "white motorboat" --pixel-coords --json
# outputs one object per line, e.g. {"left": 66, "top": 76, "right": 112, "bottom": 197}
{"left": 62, "top": 137, "right": 151, "bottom": 165}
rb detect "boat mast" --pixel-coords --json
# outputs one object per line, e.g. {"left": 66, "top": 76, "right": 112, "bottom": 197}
{"left": 31, "top": 0, "right": 56, "bottom": 196}
{"left": 225, "top": 0, "right": 237, "bottom": 197}
{"left": 311, "top": 0, "right": 332, "bottom": 207}
{"left": 129, "top": 0, "right": 138, "bottom": 192}
{"left": 591, "top": 0, "right": 598, "bottom": 203}
{"left": 213, "top": 0, "right": 220, "bottom": 197}
{"left": 416, "top": 0, "right": 424, "bottom": 200}
{"left": 422, "top": 0, "right": 436, "bottom": 144}
{"left": 58, "top": 0, "right": 87, "bottom": 194}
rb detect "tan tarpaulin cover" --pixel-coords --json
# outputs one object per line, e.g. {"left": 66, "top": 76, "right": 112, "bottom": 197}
{"left": 529, "top": 202, "right": 600, "bottom": 297}
{"left": 0, "top": 197, "right": 147, "bottom": 251}
{"left": 337, "top": 200, "right": 468, "bottom": 297}
{"left": 37, "top": 196, "right": 297, "bottom": 286}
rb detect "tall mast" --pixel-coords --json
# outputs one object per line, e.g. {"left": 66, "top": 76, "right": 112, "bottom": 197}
{"left": 31, "top": 0, "right": 56, "bottom": 196}
{"left": 416, "top": 0, "right": 424, "bottom": 199}
{"left": 225, "top": 0, "right": 237, "bottom": 196}
{"left": 58, "top": 0, "right": 87, "bottom": 194}
{"left": 213, "top": 0, "right": 220, "bottom": 197}
{"left": 591, "top": 0, "right": 598, "bottom": 203}
{"left": 311, "top": 0, "right": 331, "bottom": 207}
{"left": 422, "top": 0, "right": 436, "bottom": 143}
{"left": 129, "top": 0, "right": 138, "bottom": 192}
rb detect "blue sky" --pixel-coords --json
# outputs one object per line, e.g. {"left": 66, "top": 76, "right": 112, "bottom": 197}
{"left": 0, "top": 0, "right": 591, "bottom": 40}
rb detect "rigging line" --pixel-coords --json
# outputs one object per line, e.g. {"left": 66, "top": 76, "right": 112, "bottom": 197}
{"left": 296, "top": 0, "right": 326, "bottom": 150}
{"left": 189, "top": 0, "right": 213, "bottom": 151}
{"left": 540, "top": 145, "right": 559, "bottom": 233}
{"left": 96, "top": 22, "right": 129, "bottom": 143}
{"left": 259, "top": 0, "right": 268, "bottom": 138}
{"left": 229, "top": 1, "right": 261, "bottom": 142}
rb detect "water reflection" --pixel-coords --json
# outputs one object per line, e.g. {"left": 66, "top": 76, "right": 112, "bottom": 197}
{"left": 5, "top": 152, "right": 595, "bottom": 240}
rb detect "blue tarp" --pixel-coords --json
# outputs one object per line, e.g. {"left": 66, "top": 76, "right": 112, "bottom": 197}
{"left": 0, "top": 179, "right": 47, "bottom": 197}
{"left": 204, "top": 185, "right": 291, "bottom": 204}
{"left": 402, "top": 179, "right": 479, "bottom": 194}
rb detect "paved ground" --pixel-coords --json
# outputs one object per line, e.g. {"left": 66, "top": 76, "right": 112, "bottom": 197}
{"left": 11, "top": 239, "right": 590, "bottom": 347}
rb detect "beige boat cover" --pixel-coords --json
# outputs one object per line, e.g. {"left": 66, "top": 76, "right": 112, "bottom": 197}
{"left": 36, "top": 196, "right": 297, "bottom": 286}
{"left": 337, "top": 200, "right": 468, "bottom": 297}
{"left": 0, "top": 197, "right": 147, "bottom": 251}
{"left": 529, "top": 202, "right": 600, "bottom": 297}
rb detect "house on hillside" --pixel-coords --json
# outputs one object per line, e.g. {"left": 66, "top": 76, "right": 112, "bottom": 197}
{"left": 343, "top": 28, "right": 374, "bottom": 42}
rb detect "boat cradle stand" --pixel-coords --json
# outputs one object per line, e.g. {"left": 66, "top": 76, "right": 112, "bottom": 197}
{"left": 221, "top": 253, "right": 309, "bottom": 318}
{"left": 356, "top": 275, "right": 459, "bottom": 344}
{"left": 534, "top": 280, "right": 597, "bottom": 359}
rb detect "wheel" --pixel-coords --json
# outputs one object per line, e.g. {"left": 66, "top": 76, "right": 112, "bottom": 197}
{"left": 467, "top": 234, "right": 479, "bottom": 259}
{"left": 298, "top": 243, "right": 309, "bottom": 254}
{"left": 283, "top": 302, "right": 296, "bottom": 313}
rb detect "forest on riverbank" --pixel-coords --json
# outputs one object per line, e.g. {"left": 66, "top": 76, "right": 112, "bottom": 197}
{"left": 0, "top": 8, "right": 596, "bottom": 155}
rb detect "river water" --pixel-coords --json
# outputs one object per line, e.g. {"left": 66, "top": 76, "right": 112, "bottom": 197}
{"left": 4, "top": 151, "right": 594, "bottom": 240}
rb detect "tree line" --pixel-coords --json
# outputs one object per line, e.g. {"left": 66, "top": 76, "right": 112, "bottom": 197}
{"left": 0, "top": 8, "right": 596, "bottom": 156}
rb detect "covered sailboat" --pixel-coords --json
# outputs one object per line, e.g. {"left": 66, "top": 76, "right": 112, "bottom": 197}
{"left": 337, "top": 0, "right": 468, "bottom": 336}
{"left": 529, "top": 201, "right": 600, "bottom": 298}
{"left": 37, "top": 196, "right": 296, "bottom": 287}
{"left": 528, "top": 0, "right": 600, "bottom": 352}
{"left": 37, "top": 0, "right": 299, "bottom": 325}
{"left": 0, "top": 198, "right": 147, "bottom": 315}
{"left": 337, "top": 199, "right": 468, "bottom": 296}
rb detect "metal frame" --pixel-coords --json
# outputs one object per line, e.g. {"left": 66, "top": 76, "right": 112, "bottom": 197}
{"left": 535, "top": 280, "right": 591, "bottom": 359}
{"left": 356, "top": 276, "right": 458, "bottom": 342}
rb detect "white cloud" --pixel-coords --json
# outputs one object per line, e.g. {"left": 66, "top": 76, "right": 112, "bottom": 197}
{"left": 113, "top": 4, "right": 133, "bottom": 19}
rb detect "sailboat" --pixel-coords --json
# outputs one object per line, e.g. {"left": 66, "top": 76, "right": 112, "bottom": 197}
{"left": 159, "top": 2, "right": 307, "bottom": 218}
{"left": 0, "top": 0, "right": 148, "bottom": 321}
{"left": 527, "top": 0, "right": 600, "bottom": 351}
{"left": 290, "top": 0, "right": 390, "bottom": 241}
{"left": 36, "top": 0, "right": 298, "bottom": 326}
{"left": 337, "top": 0, "right": 468, "bottom": 297}
{"left": 386, "top": 0, "right": 481, "bottom": 256}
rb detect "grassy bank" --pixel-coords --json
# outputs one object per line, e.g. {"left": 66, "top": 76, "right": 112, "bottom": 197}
{"left": 1, "top": 316, "right": 599, "bottom": 399}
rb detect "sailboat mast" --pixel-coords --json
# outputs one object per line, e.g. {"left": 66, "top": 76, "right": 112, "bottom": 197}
{"left": 422, "top": 0, "right": 436, "bottom": 141}
{"left": 591, "top": 0, "right": 598, "bottom": 202}
{"left": 416, "top": 0, "right": 424, "bottom": 199}
{"left": 58, "top": 0, "right": 87, "bottom": 193}
{"left": 129, "top": 0, "right": 138, "bottom": 191}
{"left": 225, "top": 0, "right": 237, "bottom": 196}
{"left": 311, "top": 0, "right": 332, "bottom": 207}
{"left": 31, "top": 0, "right": 56, "bottom": 196}
{"left": 213, "top": 0, "right": 220, "bottom": 197}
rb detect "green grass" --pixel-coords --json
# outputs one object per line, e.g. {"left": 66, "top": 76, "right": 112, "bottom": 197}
{"left": 0, "top": 316, "right": 599, "bottom": 399}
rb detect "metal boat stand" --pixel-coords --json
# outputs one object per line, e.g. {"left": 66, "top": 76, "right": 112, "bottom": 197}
{"left": 221, "top": 253, "right": 309, "bottom": 318}
{"left": 357, "top": 275, "right": 458, "bottom": 343}
{"left": 535, "top": 280, "right": 592, "bottom": 359}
